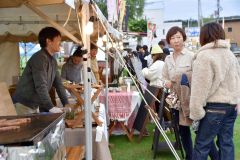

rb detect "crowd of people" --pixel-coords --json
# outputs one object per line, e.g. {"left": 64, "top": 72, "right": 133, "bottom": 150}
{"left": 12, "top": 22, "right": 240, "bottom": 160}
{"left": 125, "top": 22, "right": 240, "bottom": 160}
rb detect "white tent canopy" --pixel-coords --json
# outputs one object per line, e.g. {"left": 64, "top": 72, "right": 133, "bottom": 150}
{"left": 0, "top": 0, "right": 122, "bottom": 85}
{"left": 0, "top": 0, "right": 81, "bottom": 85}
{"left": 0, "top": 0, "right": 122, "bottom": 42}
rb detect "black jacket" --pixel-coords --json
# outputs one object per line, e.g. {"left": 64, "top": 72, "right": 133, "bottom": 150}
{"left": 13, "top": 49, "right": 68, "bottom": 112}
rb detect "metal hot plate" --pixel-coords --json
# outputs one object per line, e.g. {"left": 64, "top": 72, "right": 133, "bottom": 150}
{"left": 0, "top": 113, "right": 65, "bottom": 146}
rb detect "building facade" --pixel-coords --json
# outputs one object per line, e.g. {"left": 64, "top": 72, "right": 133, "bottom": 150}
{"left": 220, "top": 16, "right": 240, "bottom": 48}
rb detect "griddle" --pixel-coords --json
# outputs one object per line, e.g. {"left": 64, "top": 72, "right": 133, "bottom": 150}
{"left": 0, "top": 113, "right": 65, "bottom": 146}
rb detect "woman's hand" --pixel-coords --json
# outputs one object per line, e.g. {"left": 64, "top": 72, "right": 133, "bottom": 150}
{"left": 164, "top": 80, "right": 172, "bottom": 89}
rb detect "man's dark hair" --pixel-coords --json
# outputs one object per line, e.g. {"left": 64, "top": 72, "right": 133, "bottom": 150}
{"left": 158, "top": 40, "right": 165, "bottom": 46}
{"left": 72, "top": 46, "right": 87, "bottom": 57}
{"left": 90, "top": 43, "right": 98, "bottom": 50}
{"left": 38, "top": 27, "right": 61, "bottom": 48}
{"left": 166, "top": 26, "right": 186, "bottom": 44}
{"left": 136, "top": 45, "right": 142, "bottom": 51}
{"left": 143, "top": 45, "right": 148, "bottom": 52}
{"left": 200, "top": 22, "right": 225, "bottom": 46}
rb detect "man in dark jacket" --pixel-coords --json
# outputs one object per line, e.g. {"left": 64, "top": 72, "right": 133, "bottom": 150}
{"left": 158, "top": 40, "right": 170, "bottom": 60}
{"left": 13, "top": 27, "right": 69, "bottom": 114}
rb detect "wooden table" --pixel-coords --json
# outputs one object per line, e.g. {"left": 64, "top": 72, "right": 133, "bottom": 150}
{"left": 99, "top": 91, "right": 141, "bottom": 141}
{"left": 63, "top": 83, "right": 102, "bottom": 127}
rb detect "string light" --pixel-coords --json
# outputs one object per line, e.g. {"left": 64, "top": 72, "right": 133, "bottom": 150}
{"left": 119, "top": 41, "right": 123, "bottom": 46}
{"left": 96, "top": 18, "right": 103, "bottom": 47}
{"left": 85, "top": 21, "right": 93, "bottom": 35}
{"left": 86, "top": 16, "right": 94, "bottom": 35}
{"left": 97, "top": 37, "right": 103, "bottom": 47}
{"left": 112, "top": 42, "right": 117, "bottom": 48}
{"left": 120, "top": 45, "right": 124, "bottom": 50}
{"left": 102, "top": 35, "right": 107, "bottom": 42}
{"left": 106, "top": 43, "right": 112, "bottom": 48}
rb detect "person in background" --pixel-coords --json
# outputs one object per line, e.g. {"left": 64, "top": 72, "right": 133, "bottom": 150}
{"left": 143, "top": 45, "right": 150, "bottom": 56}
{"left": 162, "top": 26, "right": 195, "bottom": 160}
{"left": 190, "top": 22, "right": 240, "bottom": 160}
{"left": 144, "top": 46, "right": 153, "bottom": 67}
{"left": 61, "top": 46, "right": 85, "bottom": 83}
{"left": 158, "top": 40, "right": 170, "bottom": 60}
{"left": 136, "top": 44, "right": 144, "bottom": 57}
{"left": 141, "top": 45, "right": 150, "bottom": 68}
{"left": 142, "top": 44, "right": 164, "bottom": 88}
{"left": 13, "top": 27, "right": 69, "bottom": 114}
{"left": 125, "top": 50, "right": 147, "bottom": 92}
{"left": 90, "top": 43, "right": 100, "bottom": 83}
{"left": 136, "top": 45, "right": 146, "bottom": 69}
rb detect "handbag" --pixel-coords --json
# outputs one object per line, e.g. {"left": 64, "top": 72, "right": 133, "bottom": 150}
{"left": 165, "top": 92, "right": 180, "bottom": 110}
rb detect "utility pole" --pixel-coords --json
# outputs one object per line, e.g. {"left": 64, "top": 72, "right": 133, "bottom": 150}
{"left": 198, "top": 0, "right": 203, "bottom": 28}
{"left": 216, "top": 0, "right": 220, "bottom": 22}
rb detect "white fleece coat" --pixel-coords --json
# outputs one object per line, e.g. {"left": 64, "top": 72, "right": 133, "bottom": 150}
{"left": 190, "top": 40, "right": 240, "bottom": 121}
{"left": 142, "top": 60, "right": 165, "bottom": 88}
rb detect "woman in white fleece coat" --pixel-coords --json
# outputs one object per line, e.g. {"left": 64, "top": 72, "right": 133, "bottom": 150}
{"left": 190, "top": 22, "right": 240, "bottom": 160}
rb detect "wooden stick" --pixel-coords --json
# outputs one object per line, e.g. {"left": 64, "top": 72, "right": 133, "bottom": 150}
{"left": 24, "top": 1, "right": 82, "bottom": 45}
{"left": 0, "top": 126, "right": 20, "bottom": 132}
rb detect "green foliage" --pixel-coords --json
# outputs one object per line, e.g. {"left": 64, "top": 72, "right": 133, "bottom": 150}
{"left": 128, "top": 19, "right": 147, "bottom": 32}
{"left": 95, "top": 0, "right": 145, "bottom": 25}
{"left": 202, "top": 17, "right": 216, "bottom": 24}
{"left": 182, "top": 19, "right": 198, "bottom": 28}
{"left": 122, "top": 68, "right": 129, "bottom": 77}
{"left": 182, "top": 16, "right": 216, "bottom": 28}
{"left": 128, "top": 0, "right": 145, "bottom": 20}
{"left": 95, "top": 0, "right": 108, "bottom": 18}
{"left": 110, "top": 117, "right": 240, "bottom": 160}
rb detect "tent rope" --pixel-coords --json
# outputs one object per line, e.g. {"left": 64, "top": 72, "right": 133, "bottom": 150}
{"left": 90, "top": 2, "right": 180, "bottom": 159}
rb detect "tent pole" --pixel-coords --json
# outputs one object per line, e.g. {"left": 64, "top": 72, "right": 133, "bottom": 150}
{"left": 81, "top": 3, "right": 92, "bottom": 160}
{"left": 105, "top": 37, "right": 109, "bottom": 115}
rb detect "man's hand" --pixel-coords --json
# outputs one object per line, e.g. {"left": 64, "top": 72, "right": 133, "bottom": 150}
{"left": 63, "top": 104, "right": 75, "bottom": 112}
{"left": 49, "top": 107, "right": 63, "bottom": 113}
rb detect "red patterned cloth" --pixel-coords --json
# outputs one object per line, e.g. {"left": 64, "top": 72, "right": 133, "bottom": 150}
{"left": 99, "top": 92, "right": 133, "bottom": 120}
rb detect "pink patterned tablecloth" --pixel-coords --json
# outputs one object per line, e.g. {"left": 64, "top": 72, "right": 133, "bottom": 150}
{"left": 99, "top": 92, "right": 134, "bottom": 120}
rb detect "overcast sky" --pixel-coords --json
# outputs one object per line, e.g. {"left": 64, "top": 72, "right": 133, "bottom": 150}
{"left": 145, "top": 0, "right": 240, "bottom": 20}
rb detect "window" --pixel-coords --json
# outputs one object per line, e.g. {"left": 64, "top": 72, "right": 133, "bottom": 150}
{"left": 228, "top": 27, "right": 232, "bottom": 32}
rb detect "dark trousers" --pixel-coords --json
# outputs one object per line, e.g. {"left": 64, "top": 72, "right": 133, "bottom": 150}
{"left": 193, "top": 103, "right": 237, "bottom": 160}
{"left": 173, "top": 109, "right": 193, "bottom": 160}
{"left": 179, "top": 125, "right": 193, "bottom": 160}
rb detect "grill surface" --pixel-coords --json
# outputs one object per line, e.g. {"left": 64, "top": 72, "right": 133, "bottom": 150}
{"left": 0, "top": 113, "right": 65, "bottom": 146}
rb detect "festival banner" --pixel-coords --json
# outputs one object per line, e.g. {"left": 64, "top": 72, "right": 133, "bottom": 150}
{"left": 107, "top": 0, "right": 118, "bottom": 23}
{"left": 147, "top": 21, "right": 156, "bottom": 41}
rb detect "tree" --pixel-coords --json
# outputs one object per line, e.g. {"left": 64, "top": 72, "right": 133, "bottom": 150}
{"left": 128, "top": 19, "right": 147, "bottom": 32}
{"left": 96, "top": 0, "right": 145, "bottom": 20}
{"left": 95, "top": 0, "right": 108, "bottom": 19}
{"left": 95, "top": 0, "right": 146, "bottom": 32}
{"left": 127, "top": 0, "right": 145, "bottom": 20}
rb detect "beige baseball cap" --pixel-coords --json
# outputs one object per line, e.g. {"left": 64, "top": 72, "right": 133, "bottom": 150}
{"left": 151, "top": 45, "right": 163, "bottom": 54}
